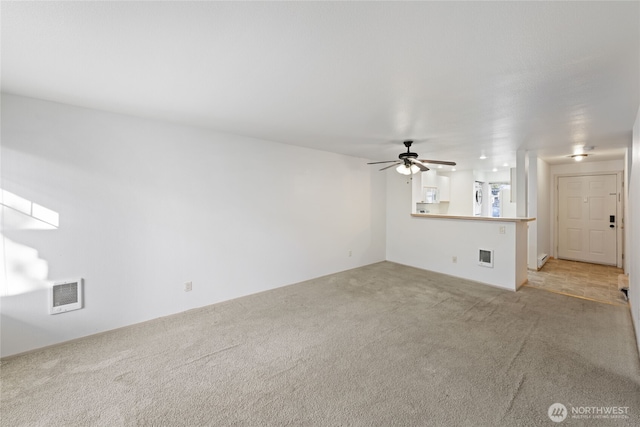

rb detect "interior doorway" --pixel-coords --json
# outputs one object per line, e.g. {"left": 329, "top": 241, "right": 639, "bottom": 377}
{"left": 488, "top": 182, "right": 514, "bottom": 218}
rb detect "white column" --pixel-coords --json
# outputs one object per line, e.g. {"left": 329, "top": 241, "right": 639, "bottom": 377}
{"left": 527, "top": 151, "right": 538, "bottom": 270}
{"left": 516, "top": 150, "right": 527, "bottom": 217}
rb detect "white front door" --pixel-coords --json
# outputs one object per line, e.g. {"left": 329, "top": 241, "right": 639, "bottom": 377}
{"left": 558, "top": 175, "right": 617, "bottom": 265}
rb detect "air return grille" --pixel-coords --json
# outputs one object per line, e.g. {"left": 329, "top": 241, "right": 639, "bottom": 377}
{"left": 50, "top": 278, "right": 83, "bottom": 314}
{"left": 478, "top": 249, "right": 494, "bottom": 268}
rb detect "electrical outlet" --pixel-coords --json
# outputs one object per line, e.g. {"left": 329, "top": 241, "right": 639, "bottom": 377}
{"left": 452, "top": 256, "right": 457, "bottom": 263}
{"left": 499, "top": 226, "right": 506, "bottom": 234}
{"left": 184, "top": 281, "right": 192, "bottom": 292}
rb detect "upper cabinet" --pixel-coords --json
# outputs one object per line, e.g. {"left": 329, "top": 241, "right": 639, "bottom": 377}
{"left": 417, "top": 171, "right": 450, "bottom": 203}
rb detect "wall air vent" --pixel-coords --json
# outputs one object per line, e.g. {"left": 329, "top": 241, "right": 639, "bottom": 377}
{"left": 49, "top": 278, "right": 83, "bottom": 314}
{"left": 478, "top": 249, "right": 494, "bottom": 268}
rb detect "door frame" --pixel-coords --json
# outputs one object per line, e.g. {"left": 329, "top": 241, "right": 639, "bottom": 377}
{"left": 553, "top": 171, "right": 624, "bottom": 268}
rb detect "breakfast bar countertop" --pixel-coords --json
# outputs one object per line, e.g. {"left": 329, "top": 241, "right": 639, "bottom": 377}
{"left": 411, "top": 214, "right": 536, "bottom": 222}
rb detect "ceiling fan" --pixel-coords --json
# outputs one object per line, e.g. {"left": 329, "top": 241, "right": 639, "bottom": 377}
{"left": 367, "top": 140, "right": 456, "bottom": 175}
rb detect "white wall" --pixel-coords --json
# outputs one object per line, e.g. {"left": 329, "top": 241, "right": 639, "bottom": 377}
{"left": 387, "top": 172, "right": 526, "bottom": 291}
{"left": 549, "top": 159, "right": 626, "bottom": 177}
{"left": 536, "top": 157, "right": 551, "bottom": 261}
{"left": 0, "top": 94, "right": 386, "bottom": 357}
{"left": 516, "top": 150, "right": 528, "bottom": 217}
{"left": 624, "top": 148, "right": 630, "bottom": 274}
{"left": 629, "top": 108, "right": 640, "bottom": 355}
{"left": 527, "top": 152, "right": 538, "bottom": 269}
{"left": 501, "top": 190, "right": 517, "bottom": 218}
{"left": 526, "top": 154, "right": 551, "bottom": 269}
{"left": 482, "top": 170, "right": 511, "bottom": 183}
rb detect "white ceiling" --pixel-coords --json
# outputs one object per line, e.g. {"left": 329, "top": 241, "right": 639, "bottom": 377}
{"left": 2, "top": 1, "right": 638, "bottom": 172}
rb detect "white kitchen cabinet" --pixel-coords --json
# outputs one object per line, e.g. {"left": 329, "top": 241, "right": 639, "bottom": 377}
{"left": 420, "top": 171, "right": 450, "bottom": 203}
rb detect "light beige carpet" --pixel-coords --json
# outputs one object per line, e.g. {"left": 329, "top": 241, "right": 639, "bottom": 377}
{"left": 1, "top": 261, "right": 639, "bottom": 426}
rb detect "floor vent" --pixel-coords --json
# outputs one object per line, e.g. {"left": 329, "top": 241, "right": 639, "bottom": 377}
{"left": 50, "top": 278, "right": 83, "bottom": 314}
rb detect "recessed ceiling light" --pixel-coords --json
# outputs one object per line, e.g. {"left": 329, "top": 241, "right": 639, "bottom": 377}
{"left": 492, "top": 167, "right": 498, "bottom": 172}
{"left": 503, "top": 163, "right": 509, "bottom": 167}
{"left": 438, "top": 165, "right": 443, "bottom": 169}
{"left": 479, "top": 154, "right": 487, "bottom": 160}
{"left": 451, "top": 168, "right": 456, "bottom": 172}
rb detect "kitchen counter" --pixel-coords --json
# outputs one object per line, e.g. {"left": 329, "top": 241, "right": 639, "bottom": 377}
{"left": 411, "top": 213, "right": 535, "bottom": 223}
{"left": 387, "top": 214, "right": 537, "bottom": 291}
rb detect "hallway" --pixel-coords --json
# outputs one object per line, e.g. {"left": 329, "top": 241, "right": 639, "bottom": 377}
{"left": 526, "top": 258, "right": 628, "bottom": 306}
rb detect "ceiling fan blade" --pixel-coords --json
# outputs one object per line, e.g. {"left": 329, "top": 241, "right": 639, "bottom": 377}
{"left": 408, "top": 158, "right": 430, "bottom": 171}
{"left": 367, "top": 160, "right": 401, "bottom": 165}
{"left": 379, "top": 162, "right": 401, "bottom": 171}
{"left": 418, "top": 159, "right": 457, "bottom": 166}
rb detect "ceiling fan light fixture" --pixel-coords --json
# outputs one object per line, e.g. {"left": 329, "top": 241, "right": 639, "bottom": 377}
{"left": 396, "top": 164, "right": 412, "bottom": 175}
{"left": 396, "top": 164, "right": 420, "bottom": 175}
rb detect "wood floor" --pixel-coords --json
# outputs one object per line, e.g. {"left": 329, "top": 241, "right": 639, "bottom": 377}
{"left": 525, "top": 258, "right": 628, "bottom": 306}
